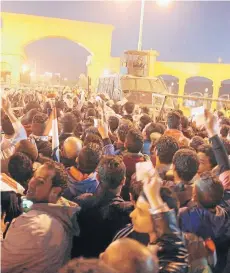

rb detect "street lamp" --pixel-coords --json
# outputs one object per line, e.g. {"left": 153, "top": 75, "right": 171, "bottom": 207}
{"left": 103, "top": 69, "right": 110, "bottom": 76}
{"left": 156, "top": 0, "right": 172, "bottom": 7}
{"left": 21, "top": 64, "right": 29, "bottom": 74}
{"left": 137, "top": 0, "right": 172, "bottom": 51}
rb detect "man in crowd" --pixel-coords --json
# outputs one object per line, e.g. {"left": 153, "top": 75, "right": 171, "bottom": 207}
{"left": 72, "top": 155, "right": 133, "bottom": 258}
{"left": 1, "top": 97, "right": 27, "bottom": 173}
{"left": 100, "top": 238, "right": 158, "bottom": 273}
{"left": 172, "top": 148, "right": 199, "bottom": 207}
{"left": 2, "top": 87, "right": 230, "bottom": 273}
{"left": 197, "top": 144, "right": 217, "bottom": 175}
{"left": 102, "top": 172, "right": 188, "bottom": 273}
{"left": 123, "top": 102, "right": 135, "bottom": 122}
{"left": 179, "top": 173, "right": 229, "bottom": 273}
{"left": 138, "top": 114, "right": 152, "bottom": 132}
{"left": 61, "top": 136, "right": 82, "bottom": 168}
{"left": 59, "top": 113, "right": 77, "bottom": 145}
{"left": 164, "top": 111, "right": 189, "bottom": 146}
{"left": 2, "top": 161, "right": 80, "bottom": 273}
{"left": 8, "top": 152, "right": 33, "bottom": 189}
{"left": 60, "top": 258, "right": 119, "bottom": 273}
{"left": 30, "top": 113, "right": 52, "bottom": 157}
{"left": 114, "top": 120, "right": 133, "bottom": 155}
{"left": 153, "top": 135, "right": 179, "bottom": 180}
{"left": 190, "top": 136, "right": 205, "bottom": 152}
{"left": 122, "top": 128, "right": 147, "bottom": 200}
{"left": 63, "top": 143, "right": 101, "bottom": 200}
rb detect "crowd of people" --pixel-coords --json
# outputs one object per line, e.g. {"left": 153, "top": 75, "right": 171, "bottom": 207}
{"left": 1, "top": 88, "right": 230, "bottom": 273}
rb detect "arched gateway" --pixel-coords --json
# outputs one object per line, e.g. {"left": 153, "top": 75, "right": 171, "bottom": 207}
{"left": 0, "top": 12, "right": 114, "bottom": 85}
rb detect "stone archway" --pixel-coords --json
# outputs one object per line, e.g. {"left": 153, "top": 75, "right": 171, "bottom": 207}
{"left": 157, "top": 74, "right": 179, "bottom": 94}
{"left": 219, "top": 79, "right": 230, "bottom": 97}
{"left": 184, "top": 76, "right": 213, "bottom": 97}
{"left": 1, "top": 12, "right": 114, "bottom": 85}
{"left": 24, "top": 37, "right": 92, "bottom": 84}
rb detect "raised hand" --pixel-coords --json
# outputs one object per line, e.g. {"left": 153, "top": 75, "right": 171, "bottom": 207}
{"left": 97, "top": 119, "right": 109, "bottom": 139}
{"left": 143, "top": 171, "right": 163, "bottom": 209}
{"left": 204, "top": 109, "right": 218, "bottom": 137}
{"left": 1, "top": 96, "right": 11, "bottom": 113}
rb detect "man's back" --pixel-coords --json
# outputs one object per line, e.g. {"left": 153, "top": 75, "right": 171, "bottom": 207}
{"left": 122, "top": 152, "right": 147, "bottom": 200}
{"left": 2, "top": 203, "right": 79, "bottom": 273}
{"left": 72, "top": 191, "right": 133, "bottom": 258}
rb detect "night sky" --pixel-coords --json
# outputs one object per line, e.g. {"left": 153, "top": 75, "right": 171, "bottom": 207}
{"left": 2, "top": 1, "right": 230, "bottom": 80}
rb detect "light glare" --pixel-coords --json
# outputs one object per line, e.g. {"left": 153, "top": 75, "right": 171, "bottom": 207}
{"left": 156, "top": 0, "right": 172, "bottom": 7}
{"left": 103, "top": 69, "right": 110, "bottom": 76}
{"left": 21, "top": 64, "right": 29, "bottom": 73}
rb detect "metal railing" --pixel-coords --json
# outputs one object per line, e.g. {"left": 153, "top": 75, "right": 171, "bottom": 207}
{"left": 151, "top": 92, "right": 230, "bottom": 122}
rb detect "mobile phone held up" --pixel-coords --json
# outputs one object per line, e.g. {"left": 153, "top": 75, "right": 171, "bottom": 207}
{"left": 21, "top": 197, "right": 33, "bottom": 213}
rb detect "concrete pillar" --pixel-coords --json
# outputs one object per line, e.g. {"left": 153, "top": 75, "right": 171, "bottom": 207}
{"left": 87, "top": 55, "right": 111, "bottom": 91}
{"left": 211, "top": 80, "right": 222, "bottom": 110}
{"left": 148, "top": 50, "right": 159, "bottom": 77}
{"left": 1, "top": 52, "right": 25, "bottom": 84}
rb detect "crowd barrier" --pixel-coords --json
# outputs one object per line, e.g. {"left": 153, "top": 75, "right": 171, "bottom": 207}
{"left": 151, "top": 93, "right": 230, "bottom": 122}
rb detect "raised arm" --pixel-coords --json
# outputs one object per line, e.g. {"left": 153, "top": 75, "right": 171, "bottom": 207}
{"left": 204, "top": 110, "right": 230, "bottom": 174}
{"left": 2, "top": 96, "right": 27, "bottom": 143}
{"left": 143, "top": 173, "right": 188, "bottom": 273}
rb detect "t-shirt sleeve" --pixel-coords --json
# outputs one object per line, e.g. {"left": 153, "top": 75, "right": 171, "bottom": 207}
{"left": 11, "top": 121, "right": 27, "bottom": 144}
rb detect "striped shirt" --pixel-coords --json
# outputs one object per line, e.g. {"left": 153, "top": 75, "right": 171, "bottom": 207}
{"left": 113, "top": 224, "right": 134, "bottom": 241}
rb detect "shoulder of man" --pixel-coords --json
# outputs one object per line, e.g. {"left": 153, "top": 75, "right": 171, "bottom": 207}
{"left": 3, "top": 211, "right": 62, "bottom": 250}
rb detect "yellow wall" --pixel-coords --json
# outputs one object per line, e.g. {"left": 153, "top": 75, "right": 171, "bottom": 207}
{"left": 109, "top": 53, "right": 230, "bottom": 108}
{"left": 1, "top": 12, "right": 230, "bottom": 108}
{"left": 1, "top": 12, "right": 114, "bottom": 85}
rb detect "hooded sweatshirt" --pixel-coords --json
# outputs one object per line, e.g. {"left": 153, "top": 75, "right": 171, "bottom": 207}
{"left": 2, "top": 203, "right": 80, "bottom": 273}
{"left": 63, "top": 167, "right": 99, "bottom": 201}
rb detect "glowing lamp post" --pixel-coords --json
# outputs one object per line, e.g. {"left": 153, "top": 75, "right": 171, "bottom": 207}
{"left": 137, "top": 0, "right": 172, "bottom": 51}
{"left": 103, "top": 69, "right": 110, "bottom": 76}
{"left": 21, "top": 64, "right": 29, "bottom": 74}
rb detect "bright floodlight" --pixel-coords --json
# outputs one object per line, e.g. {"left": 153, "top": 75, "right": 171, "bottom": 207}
{"left": 29, "top": 72, "right": 35, "bottom": 77}
{"left": 156, "top": 0, "right": 172, "bottom": 7}
{"left": 64, "top": 77, "right": 68, "bottom": 81}
{"left": 103, "top": 69, "right": 110, "bottom": 76}
{"left": 21, "top": 64, "right": 29, "bottom": 74}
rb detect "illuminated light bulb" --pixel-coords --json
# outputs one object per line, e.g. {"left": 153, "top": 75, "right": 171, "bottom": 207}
{"left": 156, "top": 0, "right": 172, "bottom": 7}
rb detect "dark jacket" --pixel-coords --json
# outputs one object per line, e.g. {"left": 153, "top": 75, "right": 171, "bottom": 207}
{"left": 59, "top": 132, "right": 74, "bottom": 145}
{"left": 113, "top": 216, "right": 212, "bottom": 273}
{"left": 71, "top": 191, "right": 133, "bottom": 258}
{"left": 121, "top": 151, "right": 148, "bottom": 200}
{"left": 221, "top": 190, "right": 230, "bottom": 208}
{"left": 113, "top": 223, "right": 150, "bottom": 245}
{"left": 174, "top": 183, "right": 195, "bottom": 208}
{"left": 179, "top": 205, "right": 230, "bottom": 241}
{"left": 209, "top": 135, "right": 230, "bottom": 175}
{"left": 150, "top": 210, "right": 189, "bottom": 273}
{"left": 163, "top": 181, "right": 195, "bottom": 209}
{"left": 179, "top": 205, "right": 230, "bottom": 273}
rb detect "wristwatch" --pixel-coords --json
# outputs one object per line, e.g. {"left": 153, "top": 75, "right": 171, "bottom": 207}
{"left": 149, "top": 203, "right": 169, "bottom": 215}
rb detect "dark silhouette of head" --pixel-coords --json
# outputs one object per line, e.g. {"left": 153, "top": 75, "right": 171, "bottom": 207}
{"left": 100, "top": 238, "right": 159, "bottom": 273}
